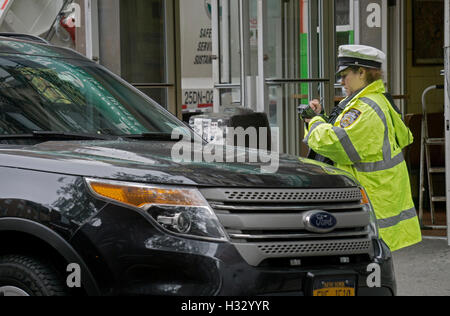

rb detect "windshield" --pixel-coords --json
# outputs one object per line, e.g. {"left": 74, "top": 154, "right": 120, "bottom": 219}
{"left": 0, "top": 40, "right": 188, "bottom": 137}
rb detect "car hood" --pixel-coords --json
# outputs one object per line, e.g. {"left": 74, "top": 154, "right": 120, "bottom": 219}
{"left": 0, "top": 139, "right": 358, "bottom": 188}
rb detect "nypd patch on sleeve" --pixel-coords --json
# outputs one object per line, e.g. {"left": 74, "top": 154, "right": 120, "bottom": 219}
{"left": 340, "top": 109, "right": 362, "bottom": 128}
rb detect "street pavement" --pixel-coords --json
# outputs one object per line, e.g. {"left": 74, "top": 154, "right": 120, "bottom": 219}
{"left": 393, "top": 238, "right": 450, "bottom": 296}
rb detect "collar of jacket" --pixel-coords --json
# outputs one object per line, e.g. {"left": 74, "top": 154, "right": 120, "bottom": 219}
{"left": 351, "top": 79, "right": 386, "bottom": 100}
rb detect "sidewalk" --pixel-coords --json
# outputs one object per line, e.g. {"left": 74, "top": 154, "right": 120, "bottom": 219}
{"left": 393, "top": 238, "right": 450, "bottom": 296}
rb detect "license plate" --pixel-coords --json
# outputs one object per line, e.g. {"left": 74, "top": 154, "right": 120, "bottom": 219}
{"left": 313, "top": 278, "right": 356, "bottom": 297}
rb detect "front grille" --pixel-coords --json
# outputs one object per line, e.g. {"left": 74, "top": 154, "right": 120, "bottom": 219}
{"left": 201, "top": 187, "right": 374, "bottom": 266}
{"left": 257, "top": 240, "right": 372, "bottom": 255}
{"left": 203, "top": 187, "right": 362, "bottom": 203}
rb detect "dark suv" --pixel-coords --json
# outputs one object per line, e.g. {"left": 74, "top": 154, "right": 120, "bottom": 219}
{"left": 0, "top": 35, "right": 395, "bottom": 296}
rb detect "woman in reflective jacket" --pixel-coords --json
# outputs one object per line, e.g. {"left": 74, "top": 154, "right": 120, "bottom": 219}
{"left": 304, "top": 45, "right": 421, "bottom": 252}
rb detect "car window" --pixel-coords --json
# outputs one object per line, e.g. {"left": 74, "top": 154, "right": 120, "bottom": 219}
{"left": 0, "top": 39, "right": 87, "bottom": 59}
{"left": 0, "top": 44, "right": 187, "bottom": 137}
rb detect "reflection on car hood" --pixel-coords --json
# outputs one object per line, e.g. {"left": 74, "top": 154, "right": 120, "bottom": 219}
{"left": 0, "top": 139, "right": 358, "bottom": 188}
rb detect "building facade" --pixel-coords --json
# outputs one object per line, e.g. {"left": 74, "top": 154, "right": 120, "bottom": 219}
{"left": 0, "top": 0, "right": 446, "bottom": 224}
{"left": 0, "top": 0, "right": 444, "bottom": 153}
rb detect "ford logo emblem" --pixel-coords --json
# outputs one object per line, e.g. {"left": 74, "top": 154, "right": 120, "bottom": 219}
{"left": 303, "top": 211, "right": 337, "bottom": 233}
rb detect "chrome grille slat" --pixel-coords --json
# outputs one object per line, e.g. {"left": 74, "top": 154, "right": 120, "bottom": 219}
{"left": 210, "top": 202, "right": 364, "bottom": 212}
{"left": 229, "top": 228, "right": 370, "bottom": 240}
{"left": 216, "top": 207, "right": 370, "bottom": 232}
{"left": 215, "top": 210, "right": 369, "bottom": 231}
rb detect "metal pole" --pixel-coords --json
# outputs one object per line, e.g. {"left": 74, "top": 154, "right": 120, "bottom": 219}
{"left": 444, "top": 0, "right": 450, "bottom": 245}
{"left": 84, "top": 0, "right": 99, "bottom": 62}
{"left": 211, "top": 0, "right": 221, "bottom": 113}
{"left": 239, "top": 0, "right": 250, "bottom": 108}
{"left": 319, "top": 0, "right": 335, "bottom": 115}
{"left": 308, "top": 0, "right": 319, "bottom": 100}
{"left": 222, "top": 0, "right": 231, "bottom": 84}
{"left": 257, "top": 0, "right": 267, "bottom": 113}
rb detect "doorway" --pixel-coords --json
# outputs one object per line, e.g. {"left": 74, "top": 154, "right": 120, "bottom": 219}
{"left": 211, "top": 0, "right": 337, "bottom": 155}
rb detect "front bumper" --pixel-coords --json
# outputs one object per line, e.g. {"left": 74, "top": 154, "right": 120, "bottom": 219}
{"left": 71, "top": 203, "right": 396, "bottom": 296}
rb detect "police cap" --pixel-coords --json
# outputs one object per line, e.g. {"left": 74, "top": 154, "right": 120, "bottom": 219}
{"left": 336, "top": 45, "right": 385, "bottom": 75}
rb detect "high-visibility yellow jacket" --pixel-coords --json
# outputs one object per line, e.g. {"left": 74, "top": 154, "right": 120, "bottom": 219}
{"left": 304, "top": 80, "right": 422, "bottom": 252}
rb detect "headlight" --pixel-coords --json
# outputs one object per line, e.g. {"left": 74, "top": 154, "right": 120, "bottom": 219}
{"left": 360, "top": 187, "right": 379, "bottom": 239}
{"left": 85, "top": 178, "right": 228, "bottom": 242}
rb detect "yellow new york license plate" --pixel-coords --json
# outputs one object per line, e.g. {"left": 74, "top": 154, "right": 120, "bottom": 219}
{"left": 313, "top": 280, "right": 356, "bottom": 297}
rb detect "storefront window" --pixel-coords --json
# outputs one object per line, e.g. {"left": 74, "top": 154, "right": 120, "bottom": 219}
{"left": 120, "top": 0, "right": 167, "bottom": 84}
{"left": 119, "top": 0, "right": 170, "bottom": 109}
{"left": 336, "top": 0, "right": 350, "bottom": 26}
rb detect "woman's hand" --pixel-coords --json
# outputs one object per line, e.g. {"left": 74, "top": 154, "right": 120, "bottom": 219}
{"left": 305, "top": 99, "right": 322, "bottom": 123}
{"left": 309, "top": 99, "right": 322, "bottom": 115}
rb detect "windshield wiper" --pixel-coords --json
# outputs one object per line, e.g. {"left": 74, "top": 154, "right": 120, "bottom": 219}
{"left": 121, "top": 132, "right": 199, "bottom": 142}
{"left": 0, "top": 131, "right": 115, "bottom": 141}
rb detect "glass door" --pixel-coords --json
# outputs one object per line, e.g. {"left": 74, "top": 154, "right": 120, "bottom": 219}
{"left": 120, "top": 0, "right": 179, "bottom": 117}
{"left": 211, "top": 0, "right": 336, "bottom": 156}
{"left": 259, "top": 0, "right": 336, "bottom": 156}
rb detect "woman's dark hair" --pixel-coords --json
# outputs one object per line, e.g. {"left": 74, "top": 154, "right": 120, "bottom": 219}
{"left": 347, "top": 66, "right": 383, "bottom": 84}
{"left": 364, "top": 68, "right": 383, "bottom": 84}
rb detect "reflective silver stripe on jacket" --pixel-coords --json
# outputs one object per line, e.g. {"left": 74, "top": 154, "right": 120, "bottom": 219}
{"left": 304, "top": 121, "right": 325, "bottom": 144}
{"left": 353, "top": 97, "right": 405, "bottom": 173}
{"left": 355, "top": 152, "right": 405, "bottom": 173}
{"left": 332, "top": 126, "right": 362, "bottom": 163}
{"left": 378, "top": 207, "right": 418, "bottom": 229}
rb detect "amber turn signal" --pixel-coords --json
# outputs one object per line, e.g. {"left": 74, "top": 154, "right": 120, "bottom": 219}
{"left": 360, "top": 188, "right": 370, "bottom": 205}
{"left": 86, "top": 179, "right": 206, "bottom": 208}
